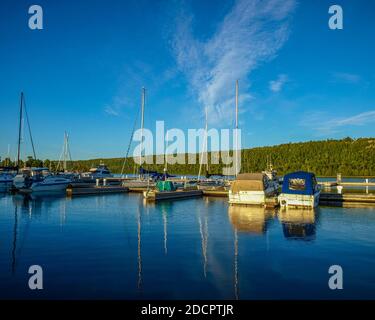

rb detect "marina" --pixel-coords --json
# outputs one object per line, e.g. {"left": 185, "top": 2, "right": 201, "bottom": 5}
{"left": 1, "top": 0, "right": 375, "bottom": 303}
{"left": 1, "top": 191, "right": 375, "bottom": 299}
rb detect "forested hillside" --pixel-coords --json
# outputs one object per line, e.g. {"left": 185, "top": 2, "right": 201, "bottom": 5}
{"left": 2, "top": 137, "right": 374, "bottom": 176}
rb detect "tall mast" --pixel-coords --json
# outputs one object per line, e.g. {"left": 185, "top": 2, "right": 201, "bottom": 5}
{"left": 17, "top": 92, "right": 23, "bottom": 170}
{"left": 205, "top": 106, "right": 209, "bottom": 174}
{"left": 198, "top": 106, "right": 208, "bottom": 181}
{"left": 235, "top": 80, "right": 239, "bottom": 177}
{"left": 165, "top": 129, "right": 169, "bottom": 172}
{"left": 63, "top": 132, "right": 68, "bottom": 171}
{"left": 139, "top": 87, "right": 145, "bottom": 168}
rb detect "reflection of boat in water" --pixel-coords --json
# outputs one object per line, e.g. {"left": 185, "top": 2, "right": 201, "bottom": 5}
{"left": 228, "top": 205, "right": 274, "bottom": 234}
{"left": 229, "top": 173, "right": 278, "bottom": 206}
{"left": 279, "top": 171, "right": 321, "bottom": 208}
{"left": 278, "top": 208, "right": 316, "bottom": 241}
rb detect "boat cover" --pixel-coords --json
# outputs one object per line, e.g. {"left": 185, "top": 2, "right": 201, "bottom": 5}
{"left": 156, "top": 180, "right": 176, "bottom": 192}
{"left": 281, "top": 171, "right": 317, "bottom": 195}
{"left": 231, "top": 173, "right": 266, "bottom": 192}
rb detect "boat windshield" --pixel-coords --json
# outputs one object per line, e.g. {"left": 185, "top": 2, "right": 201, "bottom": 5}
{"left": 288, "top": 178, "right": 306, "bottom": 191}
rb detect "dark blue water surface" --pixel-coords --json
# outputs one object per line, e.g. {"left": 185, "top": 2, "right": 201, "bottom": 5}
{"left": 0, "top": 192, "right": 374, "bottom": 300}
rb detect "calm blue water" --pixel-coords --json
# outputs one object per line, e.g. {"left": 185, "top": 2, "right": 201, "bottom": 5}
{"left": 0, "top": 192, "right": 375, "bottom": 300}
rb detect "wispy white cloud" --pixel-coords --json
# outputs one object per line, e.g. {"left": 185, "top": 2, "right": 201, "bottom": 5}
{"left": 269, "top": 74, "right": 288, "bottom": 92}
{"left": 331, "top": 72, "right": 362, "bottom": 84}
{"left": 301, "top": 110, "right": 375, "bottom": 135}
{"left": 172, "top": 0, "right": 296, "bottom": 125}
{"left": 104, "top": 105, "right": 120, "bottom": 116}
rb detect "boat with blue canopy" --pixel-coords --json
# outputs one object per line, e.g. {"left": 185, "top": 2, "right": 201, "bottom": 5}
{"left": 278, "top": 171, "right": 321, "bottom": 208}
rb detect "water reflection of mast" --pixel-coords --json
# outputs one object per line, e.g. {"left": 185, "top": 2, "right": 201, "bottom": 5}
{"left": 11, "top": 206, "right": 18, "bottom": 274}
{"left": 233, "top": 229, "right": 239, "bottom": 300}
{"left": 137, "top": 203, "right": 143, "bottom": 292}
{"left": 162, "top": 207, "right": 168, "bottom": 255}
{"left": 198, "top": 212, "right": 208, "bottom": 277}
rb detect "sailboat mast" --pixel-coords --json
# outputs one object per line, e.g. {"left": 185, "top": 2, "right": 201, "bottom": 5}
{"left": 235, "top": 80, "right": 239, "bottom": 177}
{"left": 165, "top": 129, "right": 169, "bottom": 172}
{"left": 140, "top": 87, "right": 145, "bottom": 167}
{"left": 198, "top": 106, "right": 208, "bottom": 181}
{"left": 205, "top": 106, "right": 208, "bottom": 174}
{"left": 63, "top": 132, "right": 67, "bottom": 171}
{"left": 17, "top": 92, "right": 23, "bottom": 170}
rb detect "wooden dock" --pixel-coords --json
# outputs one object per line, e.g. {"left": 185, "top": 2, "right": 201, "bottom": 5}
{"left": 202, "top": 190, "right": 228, "bottom": 197}
{"left": 66, "top": 186, "right": 129, "bottom": 196}
{"left": 319, "top": 193, "right": 375, "bottom": 205}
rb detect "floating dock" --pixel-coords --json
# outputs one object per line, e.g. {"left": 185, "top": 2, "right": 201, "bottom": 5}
{"left": 319, "top": 193, "right": 375, "bottom": 205}
{"left": 202, "top": 190, "right": 228, "bottom": 197}
{"left": 66, "top": 186, "right": 129, "bottom": 196}
{"left": 144, "top": 189, "right": 203, "bottom": 201}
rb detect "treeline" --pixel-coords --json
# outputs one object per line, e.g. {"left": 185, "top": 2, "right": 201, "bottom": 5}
{"left": 2, "top": 137, "right": 374, "bottom": 177}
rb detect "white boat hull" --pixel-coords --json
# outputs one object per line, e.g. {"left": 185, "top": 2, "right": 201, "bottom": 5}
{"left": 31, "top": 182, "right": 70, "bottom": 192}
{"left": 278, "top": 191, "right": 321, "bottom": 208}
{"left": 229, "top": 186, "right": 278, "bottom": 205}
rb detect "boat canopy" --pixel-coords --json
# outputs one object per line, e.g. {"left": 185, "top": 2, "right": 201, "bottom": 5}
{"left": 139, "top": 167, "right": 175, "bottom": 180}
{"left": 281, "top": 171, "right": 317, "bottom": 195}
{"left": 30, "top": 167, "right": 49, "bottom": 171}
{"left": 231, "top": 173, "right": 267, "bottom": 192}
{"left": 156, "top": 180, "right": 176, "bottom": 192}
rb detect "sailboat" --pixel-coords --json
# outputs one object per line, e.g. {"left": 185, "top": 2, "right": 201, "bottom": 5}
{"left": 12, "top": 93, "right": 71, "bottom": 193}
{"left": 196, "top": 107, "right": 229, "bottom": 191}
{"left": 122, "top": 88, "right": 155, "bottom": 188}
{"left": 228, "top": 81, "right": 279, "bottom": 205}
{"left": 12, "top": 92, "right": 47, "bottom": 190}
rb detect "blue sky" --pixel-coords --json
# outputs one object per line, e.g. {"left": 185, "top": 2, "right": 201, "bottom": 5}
{"left": 0, "top": 0, "right": 374, "bottom": 160}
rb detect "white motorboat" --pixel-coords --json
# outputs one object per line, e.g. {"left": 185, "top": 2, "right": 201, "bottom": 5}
{"left": 13, "top": 167, "right": 50, "bottom": 190}
{"left": 229, "top": 173, "right": 279, "bottom": 206}
{"left": 28, "top": 175, "right": 71, "bottom": 192}
{"left": 81, "top": 164, "right": 113, "bottom": 179}
{"left": 278, "top": 171, "right": 321, "bottom": 208}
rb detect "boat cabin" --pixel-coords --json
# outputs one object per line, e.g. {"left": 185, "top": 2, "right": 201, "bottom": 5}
{"left": 229, "top": 173, "right": 279, "bottom": 206}
{"left": 279, "top": 171, "right": 321, "bottom": 208}
{"left": 281, "top": 171, "right": 319, "bottom": 195}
